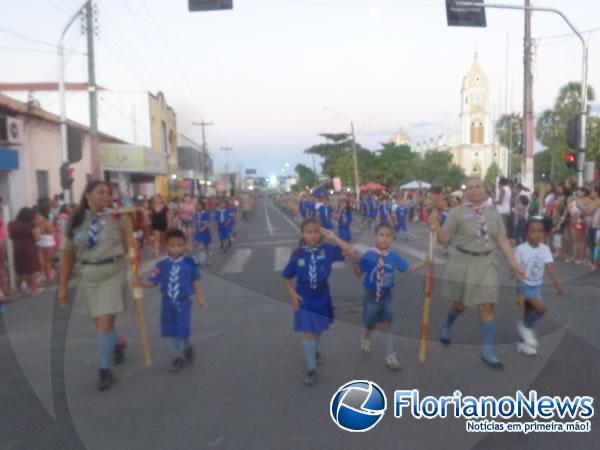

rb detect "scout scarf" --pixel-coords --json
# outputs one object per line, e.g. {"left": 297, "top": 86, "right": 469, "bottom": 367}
{"left": 84, "top": 209, "right": 106, "bottom": 249}
{"left": 167, "top": 256, "right": 184, "bottom": 312}
{"left": 303, "top": 245, "right": 320, "bottom": 289}
{"left": 463, "top": 198, "right": 493, "bottom": 243}
{"left": 372, "top": 246, "right": 390, "bottom": 302}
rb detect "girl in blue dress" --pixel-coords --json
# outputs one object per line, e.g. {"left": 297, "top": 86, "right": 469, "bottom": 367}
{"left": 379, "top": 198, "right": 391, "bottom": 224}
{"left": 215, "top": 200, "right": 232, "bottom": 252}
{"left": 394, "top": 199, "right": 409, "bottom": 241}
{"left": 193, "top": 201, "right": 213, "bottom": 266}
{"left": 282, "top": 219, "right": 353, "bottom": 385}
{"left": 368, "top": 196, "right": 378, "bottom": 229}
{"left": 337, "top": 199, "right": 353, "bottom": 242}
{"left": 318, "top": 197, "right": 334, "bottom": 230}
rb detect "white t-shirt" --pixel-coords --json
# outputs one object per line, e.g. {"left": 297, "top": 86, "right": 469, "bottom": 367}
{"left": 515, "top": 242, "right": 554, "bottom": 286}
{"left": 496, "top": 186, "right": 511, "bottom": 215}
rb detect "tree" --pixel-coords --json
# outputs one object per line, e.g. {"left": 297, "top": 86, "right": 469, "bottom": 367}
{"left": 294, "top": 164, "right": 318, "bottom": 189}
{"left": 373, "top": 142, "right": 416, "bottom": 186}
{"left": 410, "top": 150, "right": 466, "bottom": 188}
{"left": 303, "top": 133, "right": 371, "bottom": 179}
{"left": 484, "top": 161, "right": 502, "bottom": 186}
{"left": 536, "top": 109, "right": 561, "bottom": 180}
{"left": 496, "top": 113, "right": 522, "bottom": 151}
{"left": 332, "top": 148, "right": 378, "bottom": 186}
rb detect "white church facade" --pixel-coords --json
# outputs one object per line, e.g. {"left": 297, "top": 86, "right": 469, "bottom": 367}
{"left": 400, "top": 54, "right": 509, "bottom": 179}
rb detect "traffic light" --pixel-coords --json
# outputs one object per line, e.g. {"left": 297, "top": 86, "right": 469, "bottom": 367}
{"left": 60, "top": 163, "right": 74, "bottom": 189}
{"left": 567, "top": 115, "right": 582, "bottom": 150}
{"left": 565, "top": 152, "right": 577, "bottom": 170}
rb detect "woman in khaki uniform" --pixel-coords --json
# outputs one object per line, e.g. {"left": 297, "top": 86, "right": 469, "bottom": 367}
{"left": 58, "top": 181, "right": 130, "bottom": 391}
{"left": 434, "top": 177, "right": 524, "bottom": 368}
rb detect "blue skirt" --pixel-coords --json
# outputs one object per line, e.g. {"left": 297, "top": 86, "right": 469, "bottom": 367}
{"left": 194, "top": 230, "right": 212, "bottom": 245}
{"left": 338, "top": 226, "right": 352, "bottom": 242}
{"left": 161, "top": 299, "right": 191, "bottom": 339}
{"left": 217, "top": 224, "right": 230, "bottom": 241}
{"left": 294, "top": 287, "right": 334, "bottom": 333}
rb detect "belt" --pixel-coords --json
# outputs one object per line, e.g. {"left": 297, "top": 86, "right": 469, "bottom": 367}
{"left": 299, "top": 282, "right": 329, "bottom": 291}
{"left": 456, "top": 247, "right": 493, "bottom": 257}
{"left": 81, "top": 254, "right": 124, "bottom": 265}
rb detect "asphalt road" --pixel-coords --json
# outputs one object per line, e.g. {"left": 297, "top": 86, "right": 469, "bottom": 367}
{"left": 1, "top": 196, "right": 599, "bottom": 450}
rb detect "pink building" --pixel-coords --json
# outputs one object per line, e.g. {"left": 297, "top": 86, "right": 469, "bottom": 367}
{"left": 0, "top": 93, "right": 124, "bottom": 216}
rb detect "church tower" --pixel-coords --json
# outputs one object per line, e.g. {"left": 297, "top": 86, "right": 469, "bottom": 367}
{"left": 460, "top": 53, "right": 491, "bottom": 147}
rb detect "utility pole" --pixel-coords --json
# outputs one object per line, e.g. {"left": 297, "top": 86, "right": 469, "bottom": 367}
{"left": 522, "top": 0, "right": 535, "bottom": 189}
{"left": 350, "top": 122, "right": 361, "bottom": 205}
{"left": 192, "top": 120, "right": 213, "bottom": 195}
{"left": 85, "top": 1, "right": 100, "bottom": 180}
{"left": 220, "top": 147, "right": 233, "bottom": 195}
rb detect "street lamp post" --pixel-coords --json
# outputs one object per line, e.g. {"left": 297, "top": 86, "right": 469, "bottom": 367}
{"left": 58, "top": 0, "right": 90, "bottom": 204}
{"left": 323, "top": 107, "right": 361, "bottom": 205}
{"left": 220, "top": 146, "right": 233, "bottom": 195}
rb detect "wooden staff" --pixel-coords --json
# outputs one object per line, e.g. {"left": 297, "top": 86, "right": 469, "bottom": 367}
{"left": 418, "top": 192, "right": 441, "bottom": 364}
{"left": 120, "top": 207, "right": 152, "bottom": 366}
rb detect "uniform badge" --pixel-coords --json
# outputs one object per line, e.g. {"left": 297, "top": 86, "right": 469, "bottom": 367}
{"left": 298, "top": 259, "right": 305, "bottom": 267}
{"left": 74, "top": 231, "right": 83, "bottom": 242}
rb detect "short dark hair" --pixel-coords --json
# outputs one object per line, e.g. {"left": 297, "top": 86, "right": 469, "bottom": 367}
{"left": 526, "top": 217, "right": 544, "bottom": 232}
{"left": 165, "top": 228, "right": 186, "bottom": 242}
{"left": 375, "top": 222, "right": 394, "bottom": 234}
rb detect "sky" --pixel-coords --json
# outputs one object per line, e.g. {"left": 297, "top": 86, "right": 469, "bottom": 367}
{"left": 2, "top": 0, "right": 600, "bottom": 177}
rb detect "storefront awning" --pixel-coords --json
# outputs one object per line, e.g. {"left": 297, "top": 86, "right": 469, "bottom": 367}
{"left": 0, "top": 148, "right": 19, "bottom": 170}
{"left": 100, "top": 144, "right": 167, "bottom": 175}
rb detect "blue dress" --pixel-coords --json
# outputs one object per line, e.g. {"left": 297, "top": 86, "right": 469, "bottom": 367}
{"left": 227, "top": 206, "right": 237, "bottom": 235}
{"left": 282, "top": 244, "right": 344, "bottom": 333}
{"left": 368, "top": 200, "right": 378, "bottom": 219}
{"left": 149, "top": 256, "right": 200, "bottom": 339}
{"left": 194, "top": 211, "right": 212, "bottom": 245}
{"left": 394, "top": 206, "right": 408, "bottom": 232}
{"left": 379, "top": 204, "right": 390, "bottom": 223}
{"left": 215, "top": 208, "right": 231, "bottom": 241}
{"left": 318, "top": 204, "right": 334, "bottom": 230}
{"left": 337, "top": 210, "right": 352, "bottom": 242}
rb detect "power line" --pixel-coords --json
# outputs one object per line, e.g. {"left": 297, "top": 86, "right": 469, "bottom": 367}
{"left": 535, "top": 25, "right": 600, "bottom": 41}
{"left": 0, "top": 46, "right": 85, "bottom": 56}
{"left": 0, "top": 26, "right": 85, "bottom": 54}
{"left": 280, "top": 0, "right": 439, "bottom": 9}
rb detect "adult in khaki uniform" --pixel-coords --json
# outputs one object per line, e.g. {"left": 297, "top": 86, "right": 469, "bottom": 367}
{"left": 434, "top": 177, "right": 524, "bottom": 368}
{"left": 58, "top": 181, "right": 130, "bottom": 391}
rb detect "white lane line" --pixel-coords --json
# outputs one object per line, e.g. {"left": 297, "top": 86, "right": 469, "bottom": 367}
{"left": 274, "top": 247, "right": 292, "bottom": 271}
{"left": 235, "top": 239, "right": 298, "bottom": 247}
{"left": 247, "top": 232, "right": 297, "bottom": 238}
{"left": 265, "top": 201, "right": 274, "bottom": 235}
{"left": 220, "top": 249, "right": 252, "bottom": 274}
{"left": 353, "top": 242, "right": 444, "bottom": 264}
{"left": 270, "top": 201, "right": 300, "bottom": 232}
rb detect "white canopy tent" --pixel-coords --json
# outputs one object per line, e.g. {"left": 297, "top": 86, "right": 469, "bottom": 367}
{"left": 399, "top": 180, "right": 431, "bottom": 190}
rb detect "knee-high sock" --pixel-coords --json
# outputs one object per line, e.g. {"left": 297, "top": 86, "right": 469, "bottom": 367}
{"left": 302, "top": 339, "right": 317, "bottom": 371}
{"left": 171, "top": 338, "right": 183, "bottom": 359}
{"left": 315, "top": 333, "right": 321, "bottom": 352}
{"left": 480, "top": 321, "right": 500, "bottom": 362}
{"left": 384, "top": 331, "right": 394, "bottom": 357}
{"left": 100, "top": 331, "right": 117, "bottom": 369}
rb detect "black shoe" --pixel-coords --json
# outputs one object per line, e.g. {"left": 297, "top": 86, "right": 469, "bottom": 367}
{"left": 316, "top": 352, "right": 322, "bottom": 366}
{"left": 184, "top": 346, "right": 194, "bottom": 365}
{"left": 114, "top": 339, "right": 127, "bottom": 365}
{"left": 481, "top": 355, "right": 504, "bottom": 369}
{"left": 169, "top": 358, "right": 184, "bottom": 372}
{"left": 303, "top": 369, "right": 318, "bottom": 385}
{"left": 98, "top": 369, "right": 113, "bottom": 391}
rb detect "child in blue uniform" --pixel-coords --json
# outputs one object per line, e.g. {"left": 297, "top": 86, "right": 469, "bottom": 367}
{"left": 337, "top": 200, "right": 353, "bottom": 242}
{"left": 144, "top": 229, "right": 207, "bottom": 372}
{"left": 394, "top": 199, "right": 409, "bottom": 241}
{"left": 514, "top": 219, "right": 563, "bottom": 356}
{"left": 227, "top": 198, "right": 238, "bottom": 240}
{"left": 193, "top": 201, "right": 212, "bottom": 266}
{"left": 368, "top": 196, "right": 378, "bottom": 229}
{"left": 352, "top": 223, "right": 425, "bottom": 370}
{"left": 282, "top": 219, "right": 353, "bottom": 385}
{"left": 379, "top": 199, "right": 390, "bottom": 224}
{"left": 360, "top": 196, "right": 370, "bottom": 226}
{"left": 215, "top": 200, "right": 232, "bottom": 252}
{"left": 318, "top": 197, "right": 334, "bottom": 230}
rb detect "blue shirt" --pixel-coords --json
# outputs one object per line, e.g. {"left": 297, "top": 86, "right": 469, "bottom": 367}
{"left": 395, "top": 206, "right": 408, "bottom": 221}
{"left": 215, "top": 208, "right": 231, "bottom": 226}
{"left": 281, "top": 243, "right": 344, "bottom": 288}
{"left": 379, "top": 204, "right": 390, "bottom": 221}
{"left": 318, "top": 204, "right": 332, "bottom": 222}
{"left": 338, "top": 210, "right": 352, "bottom": 227}
{"left": 149, "top": 256, "right": 201, "bottom": 301}
{"left": 194, "top": 211, "right": 211, "bottom": 231}
{"left": 358, "top": 250, "right": 410, "bottom": 290}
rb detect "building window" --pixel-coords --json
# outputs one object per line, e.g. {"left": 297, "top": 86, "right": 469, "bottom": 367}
{"left": 36, "top": 170, "right": 49, "bottom": 200}
{"left": 470, "top": 121, "right": 484, "bottom": 145}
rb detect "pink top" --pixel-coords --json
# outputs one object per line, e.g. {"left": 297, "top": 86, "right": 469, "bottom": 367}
{"left": 0, "top": 218, "right": 6, "bottom": 241}
{"left": 179, "top": 202, "right": 195, "bottom": 221}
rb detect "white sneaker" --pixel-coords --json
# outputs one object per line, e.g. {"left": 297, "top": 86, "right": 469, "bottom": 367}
{"left": 385, "top": 353, "right": 401, "bottom": 370}
{"left": 360, "top": 336, "right": 371, "bottom": 353}
{"left": 517, "top": 342, "right": 538, "bottom": 356}
{"left": 516, "top": 321, "right": 538, "bottom": 347}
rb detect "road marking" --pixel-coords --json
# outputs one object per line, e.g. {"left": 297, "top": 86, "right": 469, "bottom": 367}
{"left": 220, "top": 249, "right": 252, "bottom": 274}
{"left": 235, "top": 239, "right": 298, "bottom": 247}
{"left": 247, "top": 232, "right": 297, "bottom": 238}
{"left": 265, "top": 201, "right": 274, "bottom": 235}
{"left": 353, "top": 242, "right": 444, "bottom": 264}
{"left": 270, "top": 201, "right": 300, "bottom": 232}
{"left": 274, "top": 247, "right": 292, "bottom": 271}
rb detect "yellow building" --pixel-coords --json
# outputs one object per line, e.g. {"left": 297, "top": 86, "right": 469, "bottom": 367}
{"left": 149, "top": 91, "right": 178, "bottom": 198}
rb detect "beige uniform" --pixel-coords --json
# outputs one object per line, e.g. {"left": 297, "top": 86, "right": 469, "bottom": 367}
{"left": 62, "top": 212, "right": 131, "bottom": 318}
{"left": 441, "top": 204, "right": 506, "bottom": 306}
